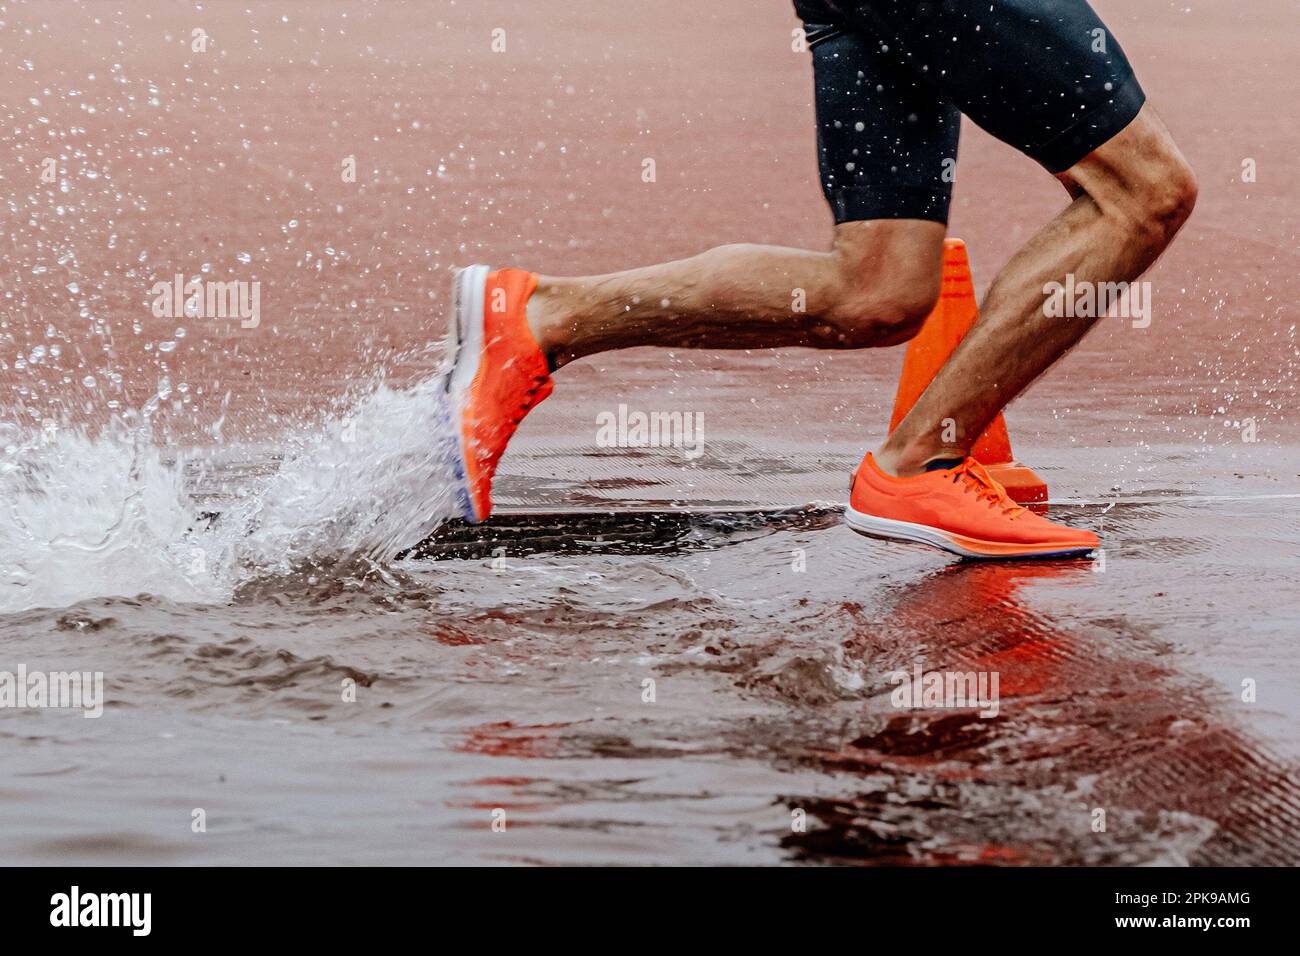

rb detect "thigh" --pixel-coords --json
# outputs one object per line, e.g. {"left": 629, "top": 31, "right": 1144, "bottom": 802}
{"left": 846, "top": 0, "right": 1147, "bottom": 172}
{"left": 796, "top": 3, "right": 962, "bottom": 224}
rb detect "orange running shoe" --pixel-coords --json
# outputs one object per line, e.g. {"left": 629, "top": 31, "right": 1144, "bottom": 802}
{"left": 845, "top": 452, "right": 1098, "bottom": 560}
{"left": 444, "top": 265, "right": 553, "bottom": 523}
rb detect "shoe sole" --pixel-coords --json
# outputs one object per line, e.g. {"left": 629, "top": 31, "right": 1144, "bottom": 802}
{"left": 844, "top": 506, "right": 1096, "bottom": 561}
{"left": 444, "top": 264, "right": 490, "bottom": 523}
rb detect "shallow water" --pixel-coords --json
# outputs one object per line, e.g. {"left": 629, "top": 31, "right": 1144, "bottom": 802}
{"left": 4, "top": 419, "right": 1300, "bottom": 864}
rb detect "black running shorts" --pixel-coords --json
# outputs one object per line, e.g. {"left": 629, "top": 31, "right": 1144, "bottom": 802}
{"left": 794, "top": 0, "right": 1147, "bottom": 224}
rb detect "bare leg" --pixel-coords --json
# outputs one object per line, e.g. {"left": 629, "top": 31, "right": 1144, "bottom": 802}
{"left": 526, "top": 219, "right": 947, "bottom": 368}
{"left": 877, "top": 105, "right": 1198, "bottom": 476}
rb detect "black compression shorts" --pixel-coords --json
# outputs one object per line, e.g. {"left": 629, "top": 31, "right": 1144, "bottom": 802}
{"left": 794, "top": 0, "right": 1147, "bottom": 224}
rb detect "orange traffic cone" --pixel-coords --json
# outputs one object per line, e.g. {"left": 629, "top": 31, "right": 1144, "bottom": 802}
{"left": 888, "top": 238, "right": 1048, "bottom": 504}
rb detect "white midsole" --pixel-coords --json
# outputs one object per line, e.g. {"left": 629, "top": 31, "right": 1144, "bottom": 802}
{"left": 447, "top": 264, "right": 489, "bottom": 412}
{"left": 843, "top": 505, "right": 1092, "bottom": 560}
{"left": 446, "top": 264, "right": 490, "bottom": 520}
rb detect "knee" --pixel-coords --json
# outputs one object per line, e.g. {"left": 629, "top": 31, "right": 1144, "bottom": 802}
{"left": 1128, "top": 144, "right": 1198, "bottom": 251}
{"left": 816, "top": 263, "right": 939, "bottom": 348}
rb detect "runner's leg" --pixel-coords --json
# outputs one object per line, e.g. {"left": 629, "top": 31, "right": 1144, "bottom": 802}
{"left": 526, "top": 13, "right": 958, "bottom": 368}
{"left": 878, "top": 105, "right": 1196, "bottom": 474}
{"left": 529, "top": 221, "right": 942, "bottom": 366}
{"left": 443, "top": 5, "right": 960, "bottom": 523}
{"left": 821, "top": 0, "right": 1197, "bottom": 475}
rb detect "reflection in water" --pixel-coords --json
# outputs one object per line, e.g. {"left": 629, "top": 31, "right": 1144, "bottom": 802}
{"left": 446, "top": 550, "right": 1300, "bottom": 865}
{"left": 5, "top": 501, "right": 1298, "bottom": 864}
{"left": 779, "top": 561, "right": 1300, "bottom": 865}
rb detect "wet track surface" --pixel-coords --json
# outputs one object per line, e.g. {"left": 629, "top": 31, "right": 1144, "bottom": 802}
{"left": 3, "top": 0, "right": 1299, "bottom": 864}
{"left": 5, "top": 445, "right": 1299, "bottom": 865}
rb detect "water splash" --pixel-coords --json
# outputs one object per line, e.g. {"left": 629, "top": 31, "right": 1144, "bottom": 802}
{"left": 0, "top": 375, "right": 462, "bottom": 614}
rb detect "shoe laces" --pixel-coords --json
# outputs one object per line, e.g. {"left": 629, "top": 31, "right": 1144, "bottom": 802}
{"left": 951, "top": 459, "right": 1023, "bottom": 516}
